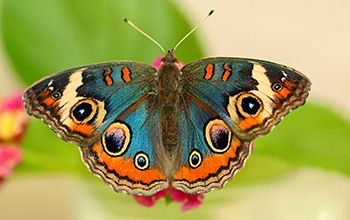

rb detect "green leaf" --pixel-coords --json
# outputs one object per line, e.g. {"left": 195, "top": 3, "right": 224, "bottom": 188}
{"left": 255, "top": 103, "right": 350, "bottom": 176}
{"left": 18, "top": 119, "right": 87, "bottom": 174}
{"left": 1, "top": 0, "right": 204, "bottom": 84}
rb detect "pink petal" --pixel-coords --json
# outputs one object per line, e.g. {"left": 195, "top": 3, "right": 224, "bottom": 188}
{"left": 170, "top": 187, "right": 204, "bottom": 211}
{"left": 181, "top": 194, "right": 204, "bottom": 211}
{"left": 134, "top": 195, "right": 156, "bottom": 207}
{"left": 0, "top": 145, "right": 22, "bottom": 178}
{"left": 152, "top": 56, "right": 163, "bottom": 69}
{"left": 154, "top": 188, "right": 168, "bottom": 199}
{"left": 0, "top": 91, "right": 24, "bottom": 112}
{"left": 0, "top": 91, "right": 28, "bottom": 143}
{"left": 170, "top": 188, "right": 188, "bottom": 202}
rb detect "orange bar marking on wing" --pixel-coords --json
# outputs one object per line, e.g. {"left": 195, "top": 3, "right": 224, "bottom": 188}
{"left": 104, "top": 68, "right": 113, "bottom": 86}
{"left": 222, "top": 64, "right": 232, "bottom": 81}
{"left": 122, "top": 67, "right": 132, "bottom": 83}
{"left": 204, "top": 64, "right": 214, "bottom": 80}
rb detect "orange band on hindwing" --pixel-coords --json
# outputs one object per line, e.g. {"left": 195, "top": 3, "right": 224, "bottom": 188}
{"left": 174, "top": 138, "right": 241, "bottom": 182}
{"left": 121, "top": 67, "right": 132, "bottom": 83}
{"left": 92, "top": 142, "right": 166, "bottom": 184}
{"left": 204, "top": 64, "right": 215, "bottom": 80}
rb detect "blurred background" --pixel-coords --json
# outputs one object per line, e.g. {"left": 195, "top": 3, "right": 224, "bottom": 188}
{"left": 0, "top": 0, "right": 350, "bottom": 219}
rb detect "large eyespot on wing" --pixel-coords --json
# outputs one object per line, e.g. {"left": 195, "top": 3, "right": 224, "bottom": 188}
{"left": 181, "top": 58, "right": 311, "bottom": 141}
{"left": 225, "top": 62, "right": 311, "bottom": 139}
{"left": 172, "top": 95, "right": 253, "bottom": 194}
{"left": 23, "top": 61, "right": 157, "bottom": 146}
{"left": 80, "top": 100, "right": 168, "bottom": 196}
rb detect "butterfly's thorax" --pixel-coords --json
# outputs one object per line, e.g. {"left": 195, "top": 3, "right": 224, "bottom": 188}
{"left": 157, "top": 52, "right": 182, "bottom": 163}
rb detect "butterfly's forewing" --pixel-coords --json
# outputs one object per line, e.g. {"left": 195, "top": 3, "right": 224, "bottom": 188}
{"left": 24, "top": 62, "right": 168, "bottom": 195}
{"left": 24, "top": 62, "right": 156, "bottom": 146}
{"left": 181, "top": 58, "right": 311, "bottom": 141}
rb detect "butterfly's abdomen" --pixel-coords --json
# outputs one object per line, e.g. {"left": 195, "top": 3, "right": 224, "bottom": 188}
{"left": 158, "top": 63, "right": 181, "bottom": 155}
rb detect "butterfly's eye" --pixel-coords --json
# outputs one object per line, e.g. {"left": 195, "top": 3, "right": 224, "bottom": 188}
{"left": 71, "top": 99, "right": 98, "bottom": 123}
{"left": 51, "top": 92, "right": 61, "bottom": 100}
{"left": 205, "top": 119, "right": 232, "bottom": 154}
{"left": 189, "top": 150, "right": 202, "bottom": 168}
{"left": 236, "top": 93, "right": 263, "bottom": 118}
{"left": 272, "top": 83, "right": 283, "bottom": 92}
{"left": 134, "top": 152, "right": 149, "bottom": 170}
{"left": 102, "top": 122, "right": 131, "bottom": 157}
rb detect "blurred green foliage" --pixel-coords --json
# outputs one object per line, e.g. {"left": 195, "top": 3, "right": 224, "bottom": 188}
{"left": 1, "top": 0, "right": 204, "bottom": 84}
{"left": 1, "top": 0, "right": 350, "bottom": 217}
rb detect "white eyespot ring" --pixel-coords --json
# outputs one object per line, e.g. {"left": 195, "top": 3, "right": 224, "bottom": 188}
{"left": 189, "top": 150, "right": 202, "bottom": 168}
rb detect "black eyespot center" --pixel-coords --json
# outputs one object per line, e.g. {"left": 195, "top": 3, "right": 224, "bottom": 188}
{"left": 191, "top": 154, "right": 200, "bottom": 165}
{"left": 72, "top": 102, "right": 93, "bottom": 122}
{"left": 241, "top": 96, "right": 261, "bottom": 115}
{"left": 210, "top": 126, "right": 230, "bottom": 151}
{"left": 104, "top": 128, "right": 125, "bottom": 155}
{"left": 137, "top": 156, "right": 146, "bottom": 167}
{"left": 272, "top": 82, "right": 283, "bottom": 91}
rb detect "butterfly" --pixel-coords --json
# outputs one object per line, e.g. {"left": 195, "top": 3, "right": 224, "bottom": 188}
{"left": 23, "top": 12, "right": 311, "bottom": 196}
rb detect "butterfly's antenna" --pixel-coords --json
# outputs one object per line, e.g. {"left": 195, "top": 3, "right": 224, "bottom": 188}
{"left": 123, "top": 17, "right": 166, "bottom": 54}
{"left": 173, "top": 9, "right": 214, "bottom": 52}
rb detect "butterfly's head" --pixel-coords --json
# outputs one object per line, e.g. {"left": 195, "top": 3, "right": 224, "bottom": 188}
{"left": 162, "top": 50, "right": 176, "bottom": 63}
{"left": 160, "top": 50, "right": 181, "bottom": 70}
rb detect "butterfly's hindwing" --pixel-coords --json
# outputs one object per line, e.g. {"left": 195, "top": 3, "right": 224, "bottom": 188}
{"left": 172, "top": 93, "right": 253, "bottom": 193}
{"left": 81, "top": 97, "right": 168, "bottom": 195}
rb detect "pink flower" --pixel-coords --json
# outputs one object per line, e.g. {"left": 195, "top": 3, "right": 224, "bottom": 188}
{"left": 134, "top": 189, "right": 168, "bottom": 207}
{"left": 0, "top": 91, "right": 25, "bottom": 112}
{"left": 0, "top": 144, "right": 22, "bottom": 178}
{"left": 0, "top": 91, "right": 28, "bottom": 143}
{"left": 0, "top": 91, "right": 28, "bottom": 188}
{"left": 134, "top": 186, "right": 204, "bottom": 211}
{"left": 170, "top": 188, "right": 204, "bottom": 211}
